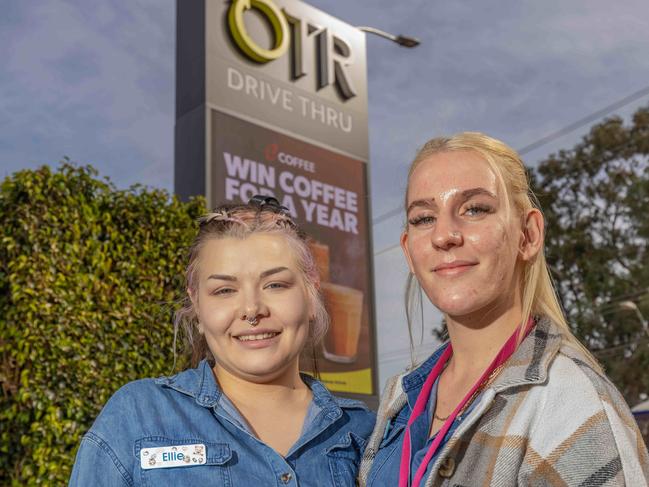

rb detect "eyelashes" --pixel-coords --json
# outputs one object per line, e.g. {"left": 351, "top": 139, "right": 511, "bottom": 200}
{"left": 210, "top": 287, "right": 235, "bottom": 296}
{"left": 464, "top": 204, "right": 493, "bottom": 216}
{"left": 407, "top": 204, "right": 494, "bottom": 227}
{"left": 408, "top": 215, "right": 435, "bottom": 226}
{"left": 209, "top": 282, "right": 292, "bottom": 296}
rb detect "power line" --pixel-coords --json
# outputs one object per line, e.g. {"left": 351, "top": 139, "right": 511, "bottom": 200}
{"left": 372, "top": 84, "right": 649, "bottom": 256}
{"left": 375, "top": 241, "right": 401, "bottom": 257}
{"left": 378, "top": 342, "right": 437, "bottom": 361}
{"left": 516, "top": 84, "right": 649, "bottom": 154}
{"left": 373, "top": 206, "right": 402, "bottom": 225}
{"left": 592, "top": 336, "right": 649, "bottom": 358}
{"left": 378, "top": 349, "right": 433, "bottom": 365}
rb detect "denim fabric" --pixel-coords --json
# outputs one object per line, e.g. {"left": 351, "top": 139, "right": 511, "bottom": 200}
{"left": 408, "top": 375, "right": 441, "bottom": 484}
{"left": 365, "top": 343, "right": 478, "bottom": 487}
{"left": 69, "top": 360, "right": 376, "bottom": 487}
{"left": 408, "top": 374, "right": 481, "bottom": 484}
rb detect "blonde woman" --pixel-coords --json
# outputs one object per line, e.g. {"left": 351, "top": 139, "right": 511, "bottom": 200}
{"left": 70, "top": 196, "right": 374, "bottom": 486}
{"left": 360, "top": 133, "right": 649, "bottom": 486}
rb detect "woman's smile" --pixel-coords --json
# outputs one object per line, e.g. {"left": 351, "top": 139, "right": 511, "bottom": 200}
{"left": 432, "top": 260, "right": 478, "bottom": 276}
{"left": 233, "top": 329, "right": 282, "bottom": 348}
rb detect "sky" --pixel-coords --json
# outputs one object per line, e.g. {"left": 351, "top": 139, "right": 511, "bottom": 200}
{"left": 2, "top": 0, "right": 649, "bottom": 388}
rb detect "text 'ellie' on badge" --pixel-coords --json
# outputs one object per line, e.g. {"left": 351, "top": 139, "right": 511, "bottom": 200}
{"left": 140, "top": 443, "right": 206, "bottom": 470}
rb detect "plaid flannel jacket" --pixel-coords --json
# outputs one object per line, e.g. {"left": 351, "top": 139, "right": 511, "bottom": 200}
{"left": 359, "top": 317, "right": 649, "bottom": 486}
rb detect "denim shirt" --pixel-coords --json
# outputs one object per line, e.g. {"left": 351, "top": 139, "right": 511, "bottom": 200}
{"left": 69, "top": 360, "right": 376, "bottom": 487}
{"left": 407, "top": 370, "right": 481, "bottom": 484}
{"left": 366, "top": 343, "right": 479, "bottom": 486}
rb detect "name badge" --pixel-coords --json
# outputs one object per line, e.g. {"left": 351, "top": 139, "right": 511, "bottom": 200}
{"left": 140, "top": 443, "right": 206, "bottom": 470}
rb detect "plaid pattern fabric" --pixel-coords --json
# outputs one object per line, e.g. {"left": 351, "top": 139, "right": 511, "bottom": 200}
{"left": 360, "top": 317, "right": 649, "bottom": 486}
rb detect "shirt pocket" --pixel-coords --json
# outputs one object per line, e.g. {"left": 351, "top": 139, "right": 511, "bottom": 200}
{"left": 326, "top": 431, "right": 367, "bottom": 486}
{"left": 135, "top": 436, "right": 232, "bottom": 487}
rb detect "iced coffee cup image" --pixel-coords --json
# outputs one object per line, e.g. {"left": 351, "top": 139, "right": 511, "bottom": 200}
{"left": 321, "top": 282, "right": 363, "bottom": 363}
{"left": 307, "top": 238, "right": 330, "bottom": 282}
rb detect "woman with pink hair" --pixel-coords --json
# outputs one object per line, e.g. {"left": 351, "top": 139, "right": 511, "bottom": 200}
{"left": 70, "top": 196, "right": 375, "bottom": 486}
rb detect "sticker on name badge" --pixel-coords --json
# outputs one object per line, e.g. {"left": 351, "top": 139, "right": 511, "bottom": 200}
{"left": 140, "top": 443, "right": 206, "bottom": 469}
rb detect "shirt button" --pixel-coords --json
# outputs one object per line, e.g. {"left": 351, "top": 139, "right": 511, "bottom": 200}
{"left": 438, "top": 457, "right": 455, "bottom": 478}
{"left": 280, "top": 472, "right": 293, "bottom": 483}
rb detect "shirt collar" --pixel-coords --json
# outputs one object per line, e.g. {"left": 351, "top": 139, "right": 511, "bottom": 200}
{"left": 299, "top": 373, "right": 344, "bottom": 421}
{"left": 401, "top": 343, "right": 450, "bottom": 409}
{"left": 155, "top": 360, "right": 221, "bottom": 407}
{"left": 399, "top": 316, "right": 564, "bottom": 407}
{"left": 155, "top": 361, "right": 345, "bottom": 419}
{"left": 402, "top": 343, "right": 450, "bottom": 393}
{"left": 490, "top": 316, "right": 563, "bottom": 392}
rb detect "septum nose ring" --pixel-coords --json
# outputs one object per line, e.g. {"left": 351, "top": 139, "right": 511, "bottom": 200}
{"left": 245, "top": 315, "right": 259, "bottom": 326}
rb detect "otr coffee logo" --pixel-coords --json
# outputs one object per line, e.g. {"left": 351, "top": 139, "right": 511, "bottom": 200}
{"left": 228, "top": 0, "right": 356, "bottom": 100}
{"left": 265, "top": 143, "right": 316, "bottom": 173}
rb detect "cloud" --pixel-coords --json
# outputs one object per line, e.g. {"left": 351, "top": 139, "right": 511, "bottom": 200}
{"left": 0, "top": 0, "right": 175, "bottom": 189}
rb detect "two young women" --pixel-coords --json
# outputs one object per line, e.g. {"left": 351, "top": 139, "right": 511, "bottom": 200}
{"left": 72, "top": 132, "right": 649, "bottom": 486}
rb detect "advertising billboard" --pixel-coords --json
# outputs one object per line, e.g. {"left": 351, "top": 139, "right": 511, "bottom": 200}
{"left": 175, "top": 0, "right": 376, "bottom": 403}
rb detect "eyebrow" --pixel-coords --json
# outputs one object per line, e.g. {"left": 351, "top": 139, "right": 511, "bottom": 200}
{"left": 461, "top": 187, "right": 497, "bottom": 200}
{"left": 207, "top": 266, "right": 290, "bottom": 281}
{"left": 406, "top": 187, "right": 497, "bottom": 214}
{"left": 207, "top": 274, "right": 236, "bottom": 281}
{"left": 260, "top": 266, "right": 290, "bottom": 279}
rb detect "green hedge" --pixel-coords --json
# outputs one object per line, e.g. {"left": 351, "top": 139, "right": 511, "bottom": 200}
{"left": 0, "top": 163, "right": 206, "bottom": 485}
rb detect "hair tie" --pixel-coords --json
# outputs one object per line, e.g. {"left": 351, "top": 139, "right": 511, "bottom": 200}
{"left": 198, "top": 210, "right": 247, "bottom": 228}
{"left": 248, "top": 195, "right": 290, "bottom": 215}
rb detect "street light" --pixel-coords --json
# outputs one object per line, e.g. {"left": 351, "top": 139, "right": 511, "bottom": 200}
{"left": 618, "top": 300, "right": 649, "bottom": 337}
{"left": 592, "top": 299, "right": 649, "bottom": 358}
{"left": 356, "top": 26, "right": 420, "bottom": 48}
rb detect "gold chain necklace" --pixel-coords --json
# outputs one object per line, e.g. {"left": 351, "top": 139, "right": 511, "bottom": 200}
{"left": 433, "top": 362, "right": 507, "bottom": 422}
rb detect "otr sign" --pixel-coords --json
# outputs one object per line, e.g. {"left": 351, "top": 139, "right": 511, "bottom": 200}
{"left": 227, "top": 0, "right": 357, "bottom": 100}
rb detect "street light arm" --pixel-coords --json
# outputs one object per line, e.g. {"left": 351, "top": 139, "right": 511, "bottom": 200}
{"left": 619, "top": 300, "right": 649, "bottom": 337}
{"left": 356, "top": 26, "right": 420, "bottom": 48}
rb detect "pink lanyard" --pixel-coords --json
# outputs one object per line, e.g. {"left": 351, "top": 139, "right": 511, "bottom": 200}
{"left": 398, "top": 319, "right": 534, "bottom": 487}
